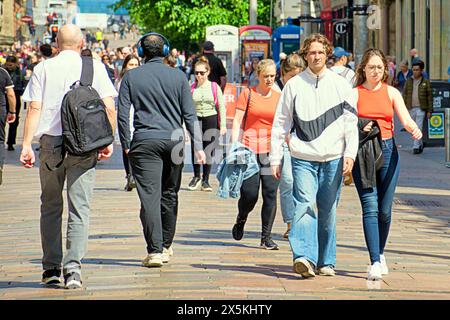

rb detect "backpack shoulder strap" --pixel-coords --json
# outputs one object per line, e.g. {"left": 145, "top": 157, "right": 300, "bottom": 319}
{"left": 211, "top": 81, "right": 219, "bottom": 109}
{"left": 190, "top": 81, "right": 197, "bottom": 94}
{"left": 338, "top": 67, "right": 349, "bottom": 78}
{"left": 80, "top": 56, "right": 94, "bottom": 86}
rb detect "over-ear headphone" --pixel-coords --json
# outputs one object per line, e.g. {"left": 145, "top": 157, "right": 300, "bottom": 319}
{"left": 137, "top": 32, "right": 170, "bottom": 58}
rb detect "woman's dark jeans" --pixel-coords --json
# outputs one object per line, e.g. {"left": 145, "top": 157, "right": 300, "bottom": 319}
{"left": 352, "top": 138, "right": 400, "bottom": 264}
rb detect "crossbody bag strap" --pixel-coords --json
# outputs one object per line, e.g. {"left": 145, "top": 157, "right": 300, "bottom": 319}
{"left": 241, "top": 87, "right": 252, "bottom": 133}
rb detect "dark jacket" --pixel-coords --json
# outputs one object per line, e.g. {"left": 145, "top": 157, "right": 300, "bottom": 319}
{"left": 395, "top": 69, "right": 412, "bottom": 92}
{"left": 402, "top": 77, "right": 433, "bottom": 112}
{"left": 117, "top": 57, "right": 202, "bottom": 151}
{"left": 354, "top": 118, "right": 384, "bottom": 189}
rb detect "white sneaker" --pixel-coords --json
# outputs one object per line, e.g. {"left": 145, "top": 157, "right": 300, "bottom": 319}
{"left": 380, "top": 254, "right": 389, "bottom": 275}
{"left": 367, "top": 262, "right": 382, "bottom": 281}
{"left": 317, "top": 266, "right": 336, "bottom": 276}
{"left": 142, "top": 253, "right": 163, "bottom": 267}
{"left": 293, "top": 258, "right": 316, "bottom": 278}
{"left": 162, "top": 246, "right": 173, "bottom": 263}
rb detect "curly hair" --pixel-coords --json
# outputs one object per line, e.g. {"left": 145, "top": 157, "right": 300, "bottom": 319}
{"left": 299, "top": 33, "right": 333, "bottom": 59}
{"left": 354, "top": 48, "right": 389, "bottom": 87}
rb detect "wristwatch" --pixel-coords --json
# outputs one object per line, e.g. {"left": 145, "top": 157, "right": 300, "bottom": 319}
{"left": 8, "top": 111, "right": 16, "bottom": 114}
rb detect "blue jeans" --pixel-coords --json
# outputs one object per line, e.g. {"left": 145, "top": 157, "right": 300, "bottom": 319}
{"left": 280, "top": 143, "right": 294, "bottom": 224}
{"left": 352, "top": 138, "right": 400, "bottom": 264}
{"left": 289, "top": 157, "right": 343, "bottom": 268}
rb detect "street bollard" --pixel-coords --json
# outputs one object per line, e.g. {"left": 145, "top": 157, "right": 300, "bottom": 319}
{"left": 445, "top": 108, "right": 450, "bottom": 168}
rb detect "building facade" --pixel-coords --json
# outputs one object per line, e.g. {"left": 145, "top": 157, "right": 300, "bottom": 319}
{"left": 0, "top": 0, "right": 27, "bottom": 48}
{"left": 329, "top": 0, "right": 450, "bottom": 80}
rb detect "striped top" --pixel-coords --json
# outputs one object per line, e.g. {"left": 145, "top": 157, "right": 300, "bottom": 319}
{"left": 357, "top": 83, "right": 394, "bottom": 139}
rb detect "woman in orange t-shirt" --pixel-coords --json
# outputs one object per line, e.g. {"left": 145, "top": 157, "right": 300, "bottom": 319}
{"left": 352, "top": 48, "right": 422, "bottom": 281}
{"left": 230, "top": 59, "right": 281, "bottom": 250}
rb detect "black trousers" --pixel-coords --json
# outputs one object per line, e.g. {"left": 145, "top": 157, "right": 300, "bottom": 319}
{"left": 190, "top": 114, "right": 219, "bottom": 181}
{"left": 128, "top": 138, "right": 184, "bottom": 254}
{"left": 122, "top": 149, "right": 130, "bottom": 176}
{"left": 6, "top": 92, "right": 21, "bottom": 146}
{"left": 238, "top": 153, "right": 279, "bottom": 239}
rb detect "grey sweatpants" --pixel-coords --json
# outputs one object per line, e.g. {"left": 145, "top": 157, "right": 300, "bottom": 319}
{"left": 39, "top": 135, "right": 97, "bottom": 275}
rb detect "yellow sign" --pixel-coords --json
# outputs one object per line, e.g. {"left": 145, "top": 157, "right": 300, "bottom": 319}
{"left": 428, "top": 113, "right": 444, "bottom": 139}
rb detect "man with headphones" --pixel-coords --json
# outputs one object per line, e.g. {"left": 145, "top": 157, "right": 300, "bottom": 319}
{"left": 118, "top": 33, "right": 206, "bottom": 267}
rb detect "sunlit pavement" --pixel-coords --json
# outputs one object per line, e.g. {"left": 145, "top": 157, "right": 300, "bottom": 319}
{"left": 0, "top": 113, "right": 448, "bottom": 300}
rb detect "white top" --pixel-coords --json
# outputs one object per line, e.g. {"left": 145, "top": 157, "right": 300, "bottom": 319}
{"left": 270, "top": 67, "right": 359, "bottom": 165}
{"left": 22, "top": 50, "right": 118, "bottom": 139}
{"left": 330, "top": 65, "right": 356, "bottom": 87}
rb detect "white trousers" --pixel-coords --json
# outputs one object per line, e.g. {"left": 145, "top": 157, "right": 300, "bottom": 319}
{"left": 409, "top": 107, "right": 425, "bottom": 149}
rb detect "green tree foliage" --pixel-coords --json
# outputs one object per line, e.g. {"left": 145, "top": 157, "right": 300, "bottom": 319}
{"left": 114, "top": 0, "right": 272, "bottom": 50}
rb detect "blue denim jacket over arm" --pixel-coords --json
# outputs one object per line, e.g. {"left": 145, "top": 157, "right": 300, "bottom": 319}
{"left": 216, "top": 142, "right": 259, "bottom": 199}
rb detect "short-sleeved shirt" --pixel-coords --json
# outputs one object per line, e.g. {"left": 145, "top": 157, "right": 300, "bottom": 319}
{"left": 203, "top": 53, "right": 227, "bottom": 86}
{"left": 0, "top": 67, "right": 14, "bottom": 107}
{"left": 236, "top": 87, "right": 280, "bottom": 154}
{"left": 22, "top": 50, "right": 118, "bottom": 138}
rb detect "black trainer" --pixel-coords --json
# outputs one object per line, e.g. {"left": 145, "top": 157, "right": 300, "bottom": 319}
{"left": 232, "top": 218, "right": 247, "bottom": 241}
{"left": 201, "top": 180, "right": 213, "bottom": 192}
{"left": 260, "top": 237, "right": 279, "bottom": 250}
{"left": 42, "top": 269, "right": 62, "bottom": 285}
{"left": 187, "top": 176, "right": 201, "bottom": 191}
{"left": 64, "top": 272, "right": 82, "bottom": 289}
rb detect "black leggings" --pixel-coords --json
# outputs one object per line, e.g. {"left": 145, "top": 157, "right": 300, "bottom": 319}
{"left": 190, "top": 114, "right": 219, "bottom": 181}
{"left": 237, "top": 153, "right": 279, "bottom": 239}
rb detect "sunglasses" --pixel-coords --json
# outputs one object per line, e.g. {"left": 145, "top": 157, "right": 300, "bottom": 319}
{"left": 195, "top": 71, "right": 207, "bottom": 76}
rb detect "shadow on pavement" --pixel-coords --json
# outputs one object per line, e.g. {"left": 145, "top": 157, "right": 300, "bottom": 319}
{"left": 176, "top": 239, "right": 256, "bottom": 249}
{"left": 88, "top": 233, "right": 140, "bottom": 240}
{"left": 0, "top": 281, "right": 64, "bottom": 290}
{"left": 190, "top": 263, "right": 300, "bottom": 280}
{"left": 81, "top": 258, "right": 142, "bottom": 267}
{"left": 338, "top": 244, "right": 450, "bottom": 261}
{"left": 178, "top": 229, "right": 286, "bottom": 242}
{"left": 29, "top": 258, "right": 142, "bottom": 268}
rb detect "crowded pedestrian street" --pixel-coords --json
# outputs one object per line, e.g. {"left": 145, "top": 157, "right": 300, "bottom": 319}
{"left": 0, "top": 117, "right": 449, "bottom": 300}
{"left": 1, "top": 0, "right": 450, "bottom": 305}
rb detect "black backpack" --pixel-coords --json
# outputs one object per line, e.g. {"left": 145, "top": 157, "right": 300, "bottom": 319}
{"left": 61, "top": 56, "right": 113, "bottom": 156}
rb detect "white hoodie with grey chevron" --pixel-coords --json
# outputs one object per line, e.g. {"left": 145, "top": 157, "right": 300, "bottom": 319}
{"left": 269, "top": 67, "right": 359, "bottom": 165}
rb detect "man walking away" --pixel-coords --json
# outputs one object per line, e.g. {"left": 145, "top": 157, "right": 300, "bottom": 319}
{"left": 330, "top": 47, "right": 356, "bottom": 86}
{"left": 191, "top": 41, "right": 227, "bottom": 92}
{"left": 20, "top": 24, "right": 118, "bottom": 289}
{"left": 118, "top": 33, "right": 205, "bottom": 268}
{"left": 0, "top": 65, "right": 16, "bottom": 184}
{"left": 402, "top": 60, "right": 433, "bottom": 154}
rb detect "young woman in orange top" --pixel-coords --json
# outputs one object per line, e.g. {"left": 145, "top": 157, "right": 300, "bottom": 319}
{"left": 352, "top": 48, "right": 422, "bottom": 280}
{"left": 230, "top": 59, "right": 281, "bottom": 250}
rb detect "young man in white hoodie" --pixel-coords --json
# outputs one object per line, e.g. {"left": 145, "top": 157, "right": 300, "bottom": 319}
{"left": 269, "top": 34, "right": 359, "bottom": 278}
